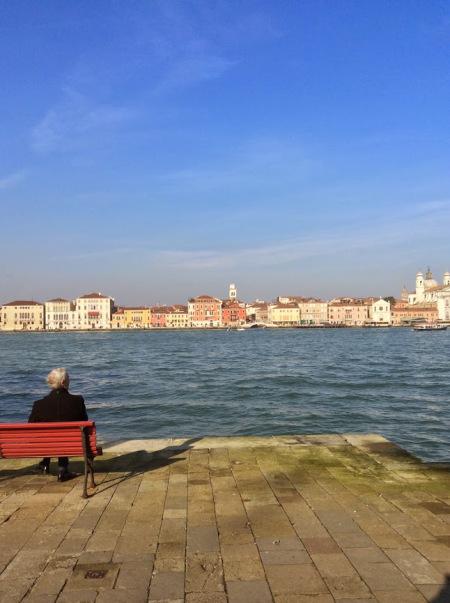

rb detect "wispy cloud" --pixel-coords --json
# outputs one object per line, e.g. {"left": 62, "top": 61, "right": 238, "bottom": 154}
{"left": 154, "top": 55, "right": 235, "bottom": 94}
{"left": 0, "top": 170, "right": 25, "bottom": 190}
{"left": 31, "top": 89, "right": 135, "bottom": 154}
{"left": 158, "top": 138, "right": 315, "bottom": 193}
{"left": 156, "top": 199, "right": 450, "bottom": 272}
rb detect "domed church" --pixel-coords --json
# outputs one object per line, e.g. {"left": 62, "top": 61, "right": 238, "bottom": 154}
{"left": 407, "top": 268, "right": 450, "bottom": 321}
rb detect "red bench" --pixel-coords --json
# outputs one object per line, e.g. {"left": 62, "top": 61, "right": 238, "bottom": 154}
{"left": 0, "top": 421, "right": 103, "bottom": 498}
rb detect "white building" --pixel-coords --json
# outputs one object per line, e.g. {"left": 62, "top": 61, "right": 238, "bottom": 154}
{"left": 371, "top": 298, "right": 391, "bottom": 324}
{"left": 45, "top": 298, "right": 77, "bottom": 330}
{"left": 75, "top": 292, "right": 114, "bottom": 329}
{"left": 406, "top": 269, "right": 450, "bottom": 321}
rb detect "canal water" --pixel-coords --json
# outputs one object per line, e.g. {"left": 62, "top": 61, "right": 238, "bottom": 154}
{"left": 0, "top": 328, "right": 449, "bottom": 461}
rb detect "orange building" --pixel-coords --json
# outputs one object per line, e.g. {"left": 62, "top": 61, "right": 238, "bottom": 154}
{"left": 222, "top": 300, "right": 246, "bottom": 326}
{"left": 391, "top": 303, "right": 438, "bottom": 325}
{"left": 188, "top": 295, "right": 222, "bottom": 328}
{"left": 328, "top": 299, "right": 372, "bottom": 326}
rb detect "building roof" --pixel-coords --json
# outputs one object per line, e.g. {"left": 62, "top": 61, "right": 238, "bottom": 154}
{"left": 271, "top": 303, "right": 299, "bottom": 309}
{"left": 3, "top": 300, "right": 43, "bottom": 307}
{"left": 79, "top": 292, "right": 110, "bottom": 299}
{"left": 46, "top": 297, "right": 69, "bottom": 303}
{"left": 123, "top": 306, "right": 150, "bottom": 311}
{"left": 189, "top": 295, "right": 221, "bottom": 302}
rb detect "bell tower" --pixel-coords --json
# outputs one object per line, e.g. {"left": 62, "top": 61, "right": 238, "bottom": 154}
{"left": 229, "top": 283, "right": 237, "bottom": 301}
{"left": 444, "top": 272, "right": 450, "bottom": 287}
{"left": 415, "top": 271, "right": 424, "bottom": 301}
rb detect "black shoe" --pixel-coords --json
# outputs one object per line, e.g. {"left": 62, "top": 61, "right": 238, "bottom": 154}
{"left": 57, "top": 469, "right": 77, "bottom": 482}
{"left": 38, "top": 462, "right": 50, "bottom": 474}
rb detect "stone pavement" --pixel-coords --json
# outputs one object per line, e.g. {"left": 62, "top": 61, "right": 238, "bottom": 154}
{"left": 1, "top": 434, "right": 450, "bottom": 602}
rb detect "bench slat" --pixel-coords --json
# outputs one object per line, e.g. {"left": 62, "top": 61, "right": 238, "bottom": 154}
{"left": 0, "top": 421, "right": 102, "bottom": 460}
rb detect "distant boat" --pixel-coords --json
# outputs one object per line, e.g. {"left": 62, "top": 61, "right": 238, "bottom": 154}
{"left": 413, "top": 324, "right": 448, "bottom": 331}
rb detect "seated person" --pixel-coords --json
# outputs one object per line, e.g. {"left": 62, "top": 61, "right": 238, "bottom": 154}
{"left": 29, "top": 368, "right": 88, "bottom": 481}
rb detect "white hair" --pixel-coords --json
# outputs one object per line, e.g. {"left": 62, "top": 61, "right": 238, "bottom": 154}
{"left": 47, "top": 368, "right": 70, "bottom": 390}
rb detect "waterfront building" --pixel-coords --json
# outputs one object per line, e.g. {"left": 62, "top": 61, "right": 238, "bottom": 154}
{"left": 45, "top": 298, "right": 77, "bottom": 330}
{"left": 112, "top": 307, "right": 127, "bottom": 328}
{"left": 0, "top": 300, "right": 44, "bottom": 331}
{"left": 151, "top": 306, "right": 169, "bottom": 328}
{"left": 407, "top": 269, "right": 450, "bottom": 303}
{"left": 112, "top": 306, "right": 151, "bottom": 328}
{"left": 188, "top": 295, "right": 222, "bottom": 328}
{"left": 298, "top": 299, "right": 328, "bottom": 324}
{"left": 371, "top": 298, "right": 391, "bottom": 325}
{"left": 391, "top": 303, "right": 438, "bottom": 325}
{"left": 75, "top": 292, "right": 114, "bottom": 329}
{"left": 246, "top": 301, "right": 269, "bottom": 324}
{"left": 124, "top": 307, "right": 151, "bottom": 328}
{"left": 327, "top": 299, "right": 371, "bottom": 326}
{"left": 268, "top": 303, "right": 300, "bottom": 326}
{"left": 405, "top": 268, "right": 450, "bottom": 321}
{"left": 165, "top": 305, "right": 191, "bottom": 328}
{"left": 222, "top": 299, "right": 246, "bottom": 326}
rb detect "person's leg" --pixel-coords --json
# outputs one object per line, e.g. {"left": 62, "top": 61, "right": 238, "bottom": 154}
{"left": 38, "top": 458, "right": 50, "bottom": 473}
{"left": 58, "top": 457, "right": 69, "bottom": 471}
{"left": 57, "top": 457, "right": 76, "bottom": 481}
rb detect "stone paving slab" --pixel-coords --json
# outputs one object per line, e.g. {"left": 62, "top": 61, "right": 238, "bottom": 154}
{"left": 1, "top": 434, "right": 450, "bottom": 602}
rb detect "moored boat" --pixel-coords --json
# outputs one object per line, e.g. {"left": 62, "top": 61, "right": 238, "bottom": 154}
{"left": 412, "top": 324, "right": 448, "bottom": 331}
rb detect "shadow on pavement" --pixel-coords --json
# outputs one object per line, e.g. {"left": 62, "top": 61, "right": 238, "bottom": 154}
{"left": 0, "top": 437, "right": 203, "bottom": 495}
{"left": 431, "top": 575, "right": 450, "bottom": 602}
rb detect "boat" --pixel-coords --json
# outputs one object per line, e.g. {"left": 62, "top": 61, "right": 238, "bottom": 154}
{"left": 412, "top": 324, "right": 448, "bottom": 331}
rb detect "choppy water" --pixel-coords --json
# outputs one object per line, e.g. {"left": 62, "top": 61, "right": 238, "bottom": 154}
{"left": 0, "top": 329, "right": 449, "bottom": 462}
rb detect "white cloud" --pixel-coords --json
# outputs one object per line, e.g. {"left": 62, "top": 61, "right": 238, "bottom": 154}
{"left": 0, "top": 171, "right": 25, "bottom": 190}
{"left": 31, "top": 89, "right": 135, "bottom": 154}
{"left": 154, "top": 55, "right": 235, "bottom": 94}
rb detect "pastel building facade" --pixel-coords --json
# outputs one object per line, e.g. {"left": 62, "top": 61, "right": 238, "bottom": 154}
{"left": 112, "top": 308, "right": 127, "bottom": 328}
{"left": 1, "top": 301, "right": 45, "bottom": 331}
{"left": 268, "top": 303, "right": 300, "bottom": 326}
{"left": 188, "top": 295, "right": 222, "bottom": 328}
{"left": 328, "top": 300, "right": 371, "bottom": 326}
{"left": 45, "top": 298, "right": 77, "bottom": 330}
{"left": 298, "top": 299, "right": 328, "bottom": 324}
{"left": 391, "top": 303, "right": 438, "bottom": 325}
{"left": 151, "top": 307, "right": 169, "bottom": 328}
{"left": 246, "top": 302, "right": 269, "bottom": 324}
{"left": 166, "top": 305, "right": 191, "bottom": 328}
{"left": 112, "top": 307, "right": 151, "bottom": 328}
{"left": 75, "top": 292, "right": 114, "bottom": 329}
{"left": 222, "top": 300, "right": 246, "bottom": 326}
{"left": 371, "top": 298, "right": 391, "bottom": 324}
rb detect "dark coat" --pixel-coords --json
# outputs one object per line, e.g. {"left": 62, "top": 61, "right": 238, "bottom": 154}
{"left": 29, "top": 388, "right": 88, "bottom": 423}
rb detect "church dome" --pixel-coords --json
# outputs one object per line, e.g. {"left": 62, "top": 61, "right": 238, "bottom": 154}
{"left": 424, "top": 268, "right": 438, "bottom": 289}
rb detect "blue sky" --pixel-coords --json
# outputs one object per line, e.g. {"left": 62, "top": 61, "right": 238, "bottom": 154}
{"left": 1, "top": 1, "right": 449, "bottom": 304}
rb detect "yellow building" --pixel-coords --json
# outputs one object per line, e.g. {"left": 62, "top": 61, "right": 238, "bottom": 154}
{"left": 165, "top": 305, "right": 190, "bottom": 328}
{"left": 268, "top": 303, "right": 300, "bottom": 326}
{"left": 112, "top": 307, "right": 151, "bottom": 328}
{"left": 111, "top": 308, "right": 126, "bottom": 328}
{"left": 1, "top": 300, "right": 45, "bottom": 331}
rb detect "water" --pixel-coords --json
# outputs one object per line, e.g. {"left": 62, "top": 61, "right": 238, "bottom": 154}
{"left": 0, "top": 328, "right": 449, "bottom": 462}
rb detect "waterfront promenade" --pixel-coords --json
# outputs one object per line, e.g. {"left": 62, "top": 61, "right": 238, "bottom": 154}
{"left": 1, "top": 435, "right": 450, "bottom": 602}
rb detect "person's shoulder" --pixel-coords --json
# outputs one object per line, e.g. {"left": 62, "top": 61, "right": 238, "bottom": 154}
{"left": 33, "top": 394, "right": 50, "bottom": 405}
{"left": 68, "top": 392, "right": 85, "bottom": 403}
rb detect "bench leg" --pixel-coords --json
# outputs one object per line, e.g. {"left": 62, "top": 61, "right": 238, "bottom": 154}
{"left": 80, "top": 426, "right": 89, "bottom": 498}
{"left": 87, "top": 456, "right": 96, "bottom": 488}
